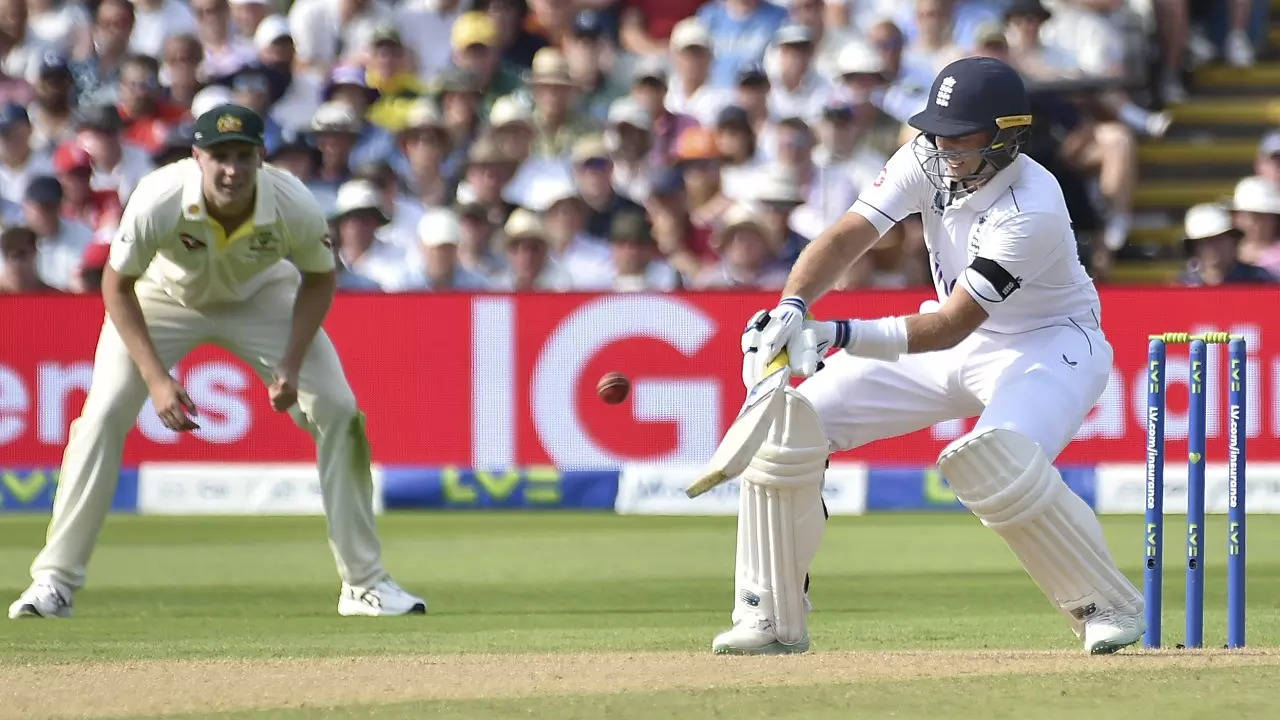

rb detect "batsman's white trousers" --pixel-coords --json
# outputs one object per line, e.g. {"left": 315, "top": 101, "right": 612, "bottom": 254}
{"left": 799, "top": 320, "right": 1110, "bottom": 461}
{"left": 29, "top": 279, "right": 385, "bottom": 590}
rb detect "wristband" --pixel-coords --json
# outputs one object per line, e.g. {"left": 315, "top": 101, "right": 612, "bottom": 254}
{"left": 842, "top": 316, "right": 909, "bottom": 361}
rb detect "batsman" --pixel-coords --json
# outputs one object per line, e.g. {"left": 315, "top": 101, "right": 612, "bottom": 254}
{"left": 9, "top": 105, "right": 425, "bottom": 619}
{"left": 711, "top": 58, "right": 1143, "bottom": 655}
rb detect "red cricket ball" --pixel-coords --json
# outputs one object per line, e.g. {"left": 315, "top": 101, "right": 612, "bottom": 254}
{"left": 596, "top": 372, "right": 630, "bottom": 404}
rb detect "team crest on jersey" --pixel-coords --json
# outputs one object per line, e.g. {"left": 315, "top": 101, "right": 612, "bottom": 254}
{"left": 935, "top": 76, "right": 956, "bottom": 107}
{"left": 216, "top": 114, "right": 243, "bottom": 133}
{"left": 179, "top": 233, "right": 206, "bottom": 250}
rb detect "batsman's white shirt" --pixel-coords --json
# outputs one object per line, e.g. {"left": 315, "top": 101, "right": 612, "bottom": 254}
{"left": 109, "top": 158, "right": 336, "bottom": 307}
{"left": 801, "top": 143, "right": 1111, "bottom": 460}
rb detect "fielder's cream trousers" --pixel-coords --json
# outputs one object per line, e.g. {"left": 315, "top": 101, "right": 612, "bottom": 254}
{"left": 30, "top": 279, "right": 385, "bottom": 590}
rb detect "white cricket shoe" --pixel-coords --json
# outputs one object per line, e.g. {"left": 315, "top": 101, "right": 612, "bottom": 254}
{"left": 337, "top": 578, "right": 426, "bottom": 617}
{"left": 1083, "top": 608, "right": 1144, "bottom": 654}
{"left": 8, "top": 582, "right": 73, "bottom": 619}
{"left": 712, "top": 616, "right": 810, "bottom": 655}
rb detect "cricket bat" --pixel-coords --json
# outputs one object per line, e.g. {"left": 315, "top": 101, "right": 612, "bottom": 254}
{"left": 684, "top": 350, "right": 792, "bottom": 498}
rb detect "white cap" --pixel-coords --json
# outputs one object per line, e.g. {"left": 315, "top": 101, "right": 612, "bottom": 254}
{"left": 418, "top": 208, "right": 462, "bottom": 247}
{"left": 754, "top": 170, "right": 803, "bottom": 204}
{"left": 310, "top": 101, "right": 361, "bottom": 134}
{"left": 718, "top": 202, "right": 766, "bottom": 238}
{"left": 669, "top": 18, "right": 711, "bottom": 51}
{"left": 403, "top": 99, "right": 445, "bottom": 130}
{"left": 190, "top": 85, "right": 233, "bottom": 118}
{"left": 503, "top": 207, "right": 547, "bottom": 242}
{"left": 1184, "top": 203, "right": 1236, "bottom": 240}
{"left": 607, "top": 97, "right": 651, "bottom": 130}
{"left": 527, "top": 175, "right": 581, "bottom": 212}
{"left": 253, "top": 15, "right": 292, "bottom": 51}
{"left": 490, "top": 95, "right": 533, "bottom": 128}
{"left": 774, "top": 23, "right": 814, "bottom": 46}
{"left": 230, "top": 0, "right": 268, "bottom": 6}
{"left": 332, "top": 180, "right": 387, "bottom": 220}
{"left": 1233, "top": 175, "right": 1280, "bottom": 214}
{"left": 836, "top": 41, "right": 885, "bottom": 76}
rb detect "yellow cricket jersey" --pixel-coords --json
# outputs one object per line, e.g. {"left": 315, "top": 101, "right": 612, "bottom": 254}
{"left": 108, "top": 158, "right": 336, "bottom": 308}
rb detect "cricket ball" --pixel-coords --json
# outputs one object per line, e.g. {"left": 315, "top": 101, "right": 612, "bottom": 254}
{"left": 596, "top": 372, "right": 630, "bottom": 404}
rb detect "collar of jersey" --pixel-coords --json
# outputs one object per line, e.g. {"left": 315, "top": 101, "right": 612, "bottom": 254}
{"left": 947, "top": 154, "right": 1025, "bottom": 212}
{"left": 178, "top": 158, "right": 276, "bottom": 229}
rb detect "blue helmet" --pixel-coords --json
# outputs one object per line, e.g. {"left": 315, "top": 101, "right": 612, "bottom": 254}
{"left": 908, "top": 57, "right": 1032, "bottom": 193}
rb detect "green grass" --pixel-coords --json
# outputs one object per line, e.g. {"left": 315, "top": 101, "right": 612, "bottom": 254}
{"left": 0, "top": 512, "right": 1277, "bottom": 718}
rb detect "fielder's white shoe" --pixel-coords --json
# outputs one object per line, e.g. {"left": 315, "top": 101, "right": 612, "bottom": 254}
{"left": 712, "top": 615, "right": 810, "bottom": 655}
{"left": 1083, "top": 608, "right": 1144, "bottom": 654}
{"left": 8, "top": 582, "right": 73, "bottom": 619}
{"left": 337, "top": 577, "right": 426, "bottom": 616}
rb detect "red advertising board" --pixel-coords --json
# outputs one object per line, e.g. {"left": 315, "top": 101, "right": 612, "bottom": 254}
{"left": 0, "top": 289, "right": 1275, "bottom": 467}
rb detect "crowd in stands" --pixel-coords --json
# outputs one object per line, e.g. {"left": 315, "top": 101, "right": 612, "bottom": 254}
{"left": 0, "top": 0, "right": 1276, "bottom": 295}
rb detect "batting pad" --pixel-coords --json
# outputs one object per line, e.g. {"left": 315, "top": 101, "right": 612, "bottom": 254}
{"left": 733, "top": 388, "right": 828, "bottom": 645}
{"left": 938, "top": 428, "right": 1142, "bottom": 634}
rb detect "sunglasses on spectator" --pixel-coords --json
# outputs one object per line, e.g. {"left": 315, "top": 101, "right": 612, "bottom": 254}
{"left": 578, "top": 157, "right": 611, "bottom": 171}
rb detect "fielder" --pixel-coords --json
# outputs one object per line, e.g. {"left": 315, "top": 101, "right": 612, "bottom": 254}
{"left": 717, "top": 58, "right": 1143, "bottom": 655}
{"left": 9, "top": 104, "right": 425, "bottom": 619}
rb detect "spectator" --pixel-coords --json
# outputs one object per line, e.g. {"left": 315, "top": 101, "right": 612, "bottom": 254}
{"left": 150, "top": 122, "right": 196, "bottom": 167}
{"left": 160, "top": 34, "right": 204, "bottom": 112}
{"left": 76, "top": 103, "right": 154, "bottom": 201}
{"left": 77, "top": 240, "right": 110, "bottom": 292}
{"left": 0, "top": 0, "right": 46, "bottom": 81}
{"left": 644, "top": 166, "right": 703, "bottom": 280}
{"left": 405, "top": 208, "right": 491, "bottom": 290}
{"left": 117, "top": 55, "right": 189, "bottom": 156}
{"left": 1179, "top": 202, "right": 1274, "bottom": 286}
{"left": 0, "top": 60, "right": 33, "bottom": 106}
{"left": 331, "top": 178, "right": 409, "bottom": 290}
{"left": 785, "top": 0, "right": 856, "bottom": 81}
{"left": 528, "top": 48, "right": 597, "bottom": 160}
{"left": 228, "top": 68, "right": 284, "bottom": 153}
{"left": 131, "top": 0, "right": 199, "bottom": 59}
{"left": 29, "top": 54, "right": 77, "bottom": 154}
{"left": 363, "top": 27, "right": 428, "bottom": 134}
{"left": 694, "top": 202, "right": 787, "bottom": 289}
{"left": 495, "top": 94, "right": 562, "bottom": 211}
{"left": 907, "top": 0, "right": 963, "bottom": 74}
{"left": 394, "top": 99, "right": 455, "bottom": 207}
{"left": 267, "top": 139, "right": 321, "bottom": 184}
{"left": 752, "top": 169, "right": 808, "bottom": 264}
{"left": 1004, "top": 0, "right": 1077, "bottom": 81}
{"left": 355, "top": 160, "right": 422, "bottom": 253}
{"left": 1223, "top": 0, "right": 1257, "bottom": 67}
{"left": 457, "top": 135, "right": 518, "bottom": 226}
{"left": 733, "top": 62, "right": 774, "bottom": 158}
{"left": 619, "top": 0, "right": 705, "bottom": 56}
{"left": 0, "top": 225, "right": 56, "bottom": 293}
{"left": 1232, "top": 176, "right": 1280, "bottom": 278}
{"left": 716, "top": 105, "right": 766, "bottom": 202}
{"left": 771, "top": 116, "right": 858, "bottom": 242}
{"left": 322, "top": 65, "right": 396, "bottom": 170}
{"left": 665, "top": 18, "right": 732, "bottom": 127}
{"left": 451, "top": 10, "right": 523, "bottom": 110}
{"left": 229, "top": 0, "right": 271, "bottom": 43}
{"left": 393, "top": 0, "right": 463, "bottom": 79}
{"left": 676, "top": 126, "right": 733, "bottom": 259}
{"left": 436, "top": 69, "right": 486, "bottom": 178}
{"left": 523, "top": 0, "right": 575, "bottom": 49}
{"left": 455, "top": 199, "right": 506, "bottom": 280}
{"left": 696, "top": 0, "right": 789, "bottom": 88}
{"left": 27, "top": 0, "right": 91, "bottom": 58}
{"left": 494, "top": 207, "right": 571, "bottom": 291}
{"left": 527, "top": 174, "right": 612, "bottom": 289}
{"left": 1039, "top": 0, "right": 1153, "bottom": 103}
{"left": 306, "top": 101, "right": 363, "bottom": 211}
{"left": 861, "top": 20, "right": 931, "bottom": 131}
{"left": 192, "top": 0, "right": 255, "bottom": 79}
{"left": 482, "top": 0, "right": 548, "bottom": 71}
{"left": 21, "top": 175, "right": 93, "bottom": 291}
{"left": 767, "top": 23, "right": 834, "bottom": 126}
{"left": 565, "top": 10, "right": 627, "bottom": 125}
{"left": 70, "top": 0, "right": 134, "bottom": 107}
{"left": 605, "top": 211, "right": 681, "bottom": 291}
{"left": 0, "top": 103, "right": 54, "bottom": 207}
{"left": 605, "top": 97, "right": 656, "bottom": 201}
{"left": 1253, "top": 130, "right": 1280, "bottom": 188}
{"left": 287, "top": 0, "right": 393, "bottom": 72}
{"left": 571, "top": 135, "right": 644, "bottom": 242}
{"left": 251, "top": 17, "right": 324, "bottom": 139}
{"left": 813, "top": 96, "right": 885, "bottom": 197}
{"left": 53, "top": 143, "right": 122, "bottom": 241}
{"left": 629, "top": 57, "right": 699, "bottom": 168}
